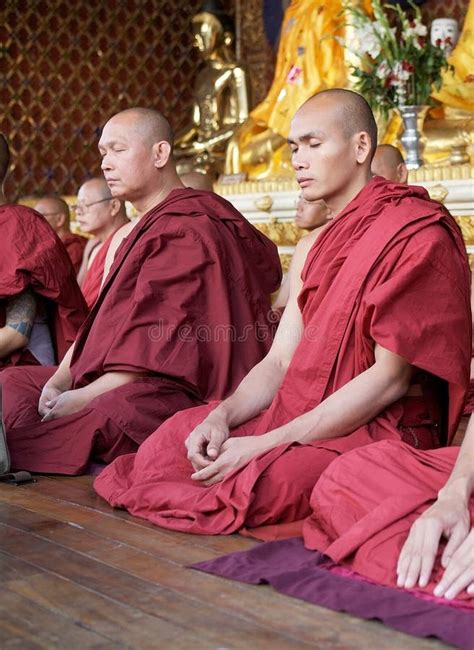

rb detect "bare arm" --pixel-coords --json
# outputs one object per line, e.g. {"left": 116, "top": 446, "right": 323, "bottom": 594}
{"left": 192, "top": 343, "right": 413, "bottom": 483}
{"left": 0, "top": 291, "right": 36, "bottom": 358}
{"left": 41, "top": 370, "right": 147, "bottom": 421}
{"left": 77, "top": 238, "right": 99, "bottom": 285}
{"left": 185, "top": 231, "right": 319, "bottom": 469}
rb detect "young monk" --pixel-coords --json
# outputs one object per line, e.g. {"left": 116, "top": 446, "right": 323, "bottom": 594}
{"left": 303, "top": 413, "right": 474, "bottom": 604}
{"left": 272, "top": 196, "right": 331, "bottom": 313}
{"left": 371, "top": 144, "right": 408, "bottom": 183}
{"left": 0, "top": 108, "right": 281, "bottom": 475}
{"left": 94, "top": 89, "right": 470, "bottom": 537}
{"left": 0, "top": 136, "right": 86, "bottom": 369}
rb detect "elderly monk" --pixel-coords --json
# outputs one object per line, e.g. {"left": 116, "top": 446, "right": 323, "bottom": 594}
{"left": 0, "top": 136, "right": 86, "bottom": 368}
{"left": 371, "top": 144, "right": 408, "bottom": 183}
{"left": 0, "top": 108, "right": 281, "bottom": 475}
{"left": 34, "top": 196, "right": 87, "bottom": 274}
{"left": 94, "top": 89, "right": 470, "bottom": 538}
{"left": 302, "top": 413, "right": 474, "bottom": 607}
{"left": 75, "top": 177, "right": 129, "bottom": 308}
{"left": 273, "top": 196, "right": 331, "bottom": 313}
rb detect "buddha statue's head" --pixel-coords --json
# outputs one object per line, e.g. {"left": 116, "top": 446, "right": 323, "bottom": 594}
{"left": 192, "top": 0, "right": 235, "bottom": 59}
{"left": 430, "top": 18, "right": 460, "bottom": 54}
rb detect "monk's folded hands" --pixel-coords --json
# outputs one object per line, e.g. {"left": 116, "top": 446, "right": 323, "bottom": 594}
{"left": 185, "top": 414, "right": 230, "bottom": 471}
{"left": 191, "top": 436, "right": 269, "bottom": 486}
{"left": 41, "top": 387, "right": 90, "bottom": 421}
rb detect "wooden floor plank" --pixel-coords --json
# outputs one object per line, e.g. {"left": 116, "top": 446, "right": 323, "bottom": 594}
{"left": 0, "top": 519, "right": 320, "bottom": 649}
{"left": 0, "top": 486, "right": 449, "bottom": 649}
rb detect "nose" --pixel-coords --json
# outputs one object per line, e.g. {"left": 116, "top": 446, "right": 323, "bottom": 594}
{"left": 101, "top": 153, "right": 112, "bottom": 171}
{"left": 292, "top": 150, "right": 309, "bottom": 171}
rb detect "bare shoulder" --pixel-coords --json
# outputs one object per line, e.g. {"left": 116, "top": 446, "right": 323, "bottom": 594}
{"left": 291, "top": 224, "right": 328, "bottom": 278}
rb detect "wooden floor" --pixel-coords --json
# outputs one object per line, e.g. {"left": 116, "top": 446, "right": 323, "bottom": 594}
{"left": 0, "top": 475, "right": 452, "bottom": 649}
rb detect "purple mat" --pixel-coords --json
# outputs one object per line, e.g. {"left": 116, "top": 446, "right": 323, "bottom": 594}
{"left": 192, "top": 537, "right": 474, "bottom": 649}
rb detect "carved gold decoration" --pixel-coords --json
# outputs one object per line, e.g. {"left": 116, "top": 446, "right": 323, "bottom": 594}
{"left": 455, "top": 216, "right": 474, "bottom": 245}
{"left": 254, "top": 195, "right": 274, "bottom": 212}
{"left": 216, "top": 178, "right": 299, "bottom": 195}
{"left": 279, "top": 254, "right": 293, "bottom": 274}
{"left": 254, "top": 218, "right": 303, "bottom": 247}
{"left": 427, "top": 184, "right": 449, "bottom": 203}
{"left": 409, "top": 163, "right": 474, "bottom": 183}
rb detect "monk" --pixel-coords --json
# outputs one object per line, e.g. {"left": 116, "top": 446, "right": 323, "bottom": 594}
{"left": 371, "top": 144, "right": 408, "bottom": 183}
{"left": 94, "top": 89, "right": 470, "bottom": 537}
{"left": 180, "top": 171, "right": 214, "bottom": 192}
{"left": 34, "top": 196, "right": 87, "bottom": 274}
{"left": 272, "top": 195, "right": 331, "bottom": 312}
{"left": 75, "top": 177, "right": 129, "bottom": 308}
{"left": 0, "top": 108, "right": 281, "bottom": 475}
{"left": 303, "top": 415, "right": 474, "bottom": 605}
{"left": 0, "top": 135, "right": 86, "bottom": 369}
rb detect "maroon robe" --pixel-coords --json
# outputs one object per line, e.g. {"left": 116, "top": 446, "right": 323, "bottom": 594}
{"left": 61, "top": 232, "right": 87, "bottom": 275}
{"left": 1, "top": 189, "right": 281, "bottom": 474}
{"left": 0, "top": 204, "right": 87, "bottom": 368}
{"left": 94, "top": 178, "right": 471, "bottom": 536}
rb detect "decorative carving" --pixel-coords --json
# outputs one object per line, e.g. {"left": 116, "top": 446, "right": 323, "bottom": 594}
{"left": 254, "top": 218, "right": 303, "bottom": 247}
{"left": 239, "top": 0, "right": 274, "bottom": 107}
{"left": 254, "top": 195, "right": 274, "bottom": 212}
{"left": 455, "top": 216, "right": 474, "bottom": 245}
{"left": 279, "top": 254, "right": 293, "bottom": 274}
{"left": 427, "top": 184, "right": 449, "bottom": 203}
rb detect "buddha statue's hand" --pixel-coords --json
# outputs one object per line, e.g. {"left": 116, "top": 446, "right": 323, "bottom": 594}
{"left": 185, "top": 412, "right": 230, "bottom": 471}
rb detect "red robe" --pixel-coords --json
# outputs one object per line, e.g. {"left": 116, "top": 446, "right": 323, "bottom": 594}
{"left": 94, "top": 178, "right": 471, "bottom": 536}
{"left": 0, "top": 204, "right": 87, "bottom": 368}
{"left": 80, "top": 233, "right": 114, "bottom": 309}
{"left": 61, "top": 232, "right": 87, "bottom": 275}
{"left": 302, "top": 440, "right": 474, "bottom": 608}
{"left": 1, "top": 189, "right": 281, "bottom": 474}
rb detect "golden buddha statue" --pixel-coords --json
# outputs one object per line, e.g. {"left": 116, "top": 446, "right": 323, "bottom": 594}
{"left": 224, "top": 0, "right": 348, "bottom": 180}
{"left": 174, "top": 1, "right": 250, "bottom": 175}
{"left": 423, "top": 3, "right": 474, "bottom": 165}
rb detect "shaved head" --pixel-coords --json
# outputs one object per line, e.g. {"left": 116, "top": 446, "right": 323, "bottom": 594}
{"left": 180, "top": 171, "right": 214, "bottom": 191}
{"left": 371, "top": 144, "right": 407, "bottom": 183}
{"left": 34, "top": 195, "right": 71, "bottom": 229}
{"left": 81, "top": 176, "right": 114, "bottom": 199}
{"left": 0, "top": 134, "right": 10, "bottom": 184}
{"left": 303, "top": 89, "right": 378, "bottom": 161}
{"left": 104, "top": 107, "right": 174, "bottom": 148}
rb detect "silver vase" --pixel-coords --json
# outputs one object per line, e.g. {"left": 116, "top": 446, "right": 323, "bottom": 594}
{"left": 397, "top": 105, "right": 429, "bottom": 170}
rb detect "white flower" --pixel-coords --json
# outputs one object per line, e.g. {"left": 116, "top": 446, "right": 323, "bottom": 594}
{"left": 353, "top": 22, "right": 382, "bottom": 59}
{"left": 403, "top": 19, "right": 428, "bottom": 40}
{"left": 376, "top": 61, "right": 390, "bottom": 79}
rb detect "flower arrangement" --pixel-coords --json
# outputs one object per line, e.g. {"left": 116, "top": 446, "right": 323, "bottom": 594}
{"left": 344, "top": 0, "right": 453, "bottom": 117}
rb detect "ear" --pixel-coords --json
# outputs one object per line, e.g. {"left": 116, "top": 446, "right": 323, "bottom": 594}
{"left": 397, "top": 163, "right": 408, "bottom": 184}
{"left": 56, "top": 213, "right": 66, "bottom": 228}
{"left": 354, "top": 132, "right": 372, "bottom": 165}
{"left": 110, "top": 198, "right": 121, "bottom": 216}
{"left": 152, "top": 141, "right": 172, "bottom": 169}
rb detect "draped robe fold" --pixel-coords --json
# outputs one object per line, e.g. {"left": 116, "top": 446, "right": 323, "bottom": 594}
{"left": 94, "top": 178, "right": 471, "bottom": 536}
{"left": 61, "top": 232, "right": 87, "bottom": 275}
{"left": 80, "top": 231, "right": 115, "bottom": 309}
{"left": 1, "top": 189, "right": 281, "bottom": 474}
{"left": 0, "top": 204, "right": 87, "bottom": 368}
{"left": 302, "top": 439, "right": 474, "bottom": 608}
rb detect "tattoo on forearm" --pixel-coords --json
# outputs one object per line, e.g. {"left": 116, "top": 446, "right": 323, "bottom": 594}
{"left": 5, "top": 290, "right": 37, "bottom": 339}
